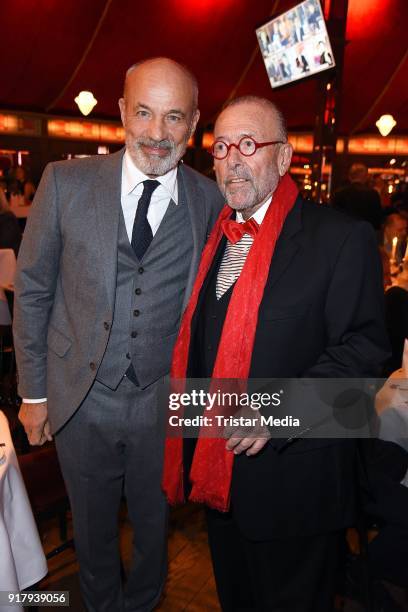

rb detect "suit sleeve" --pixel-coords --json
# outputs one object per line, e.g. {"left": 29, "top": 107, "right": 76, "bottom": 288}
{"left": 13, "top": 163, "right": 62, "bottom": 398}
{"left": 303, "top": 221, "right": 390, "bottom": 378}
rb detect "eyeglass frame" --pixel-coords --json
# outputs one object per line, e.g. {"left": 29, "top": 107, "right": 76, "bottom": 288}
{"left": 211, "top": 136, "right": 286, "bottom": 160}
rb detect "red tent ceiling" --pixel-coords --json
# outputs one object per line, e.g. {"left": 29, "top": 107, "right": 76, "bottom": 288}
{"left": 0, "top": 0, "right": 407, "bottom": 134}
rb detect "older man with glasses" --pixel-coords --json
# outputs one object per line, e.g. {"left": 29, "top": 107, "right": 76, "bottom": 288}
{"left": 163, "top": 95, "right": 389, "bottom": 611}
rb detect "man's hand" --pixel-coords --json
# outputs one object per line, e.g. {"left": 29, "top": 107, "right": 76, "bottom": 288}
{"left": 224, "top": 407, "right": 271, "bottom": 456}
{"left": 226, "top": 434, "right": 270, "bottom": 456}
{"left": 18, "top": 402, "right": 52, "bottom": 445}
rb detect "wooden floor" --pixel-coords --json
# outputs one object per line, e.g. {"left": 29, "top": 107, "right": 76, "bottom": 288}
{"left": 38, "top": 506, "right": 408, "bottom": 612}
{"left": 40, "top": 503, "right": 221, "bottom": 611}
{"left": 158, "top": 505, "right": 221, "bottom": 611}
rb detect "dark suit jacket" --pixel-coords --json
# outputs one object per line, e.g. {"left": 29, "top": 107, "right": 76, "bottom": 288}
{"left": 188, "top": 196, "right": 390, "bottom": 540}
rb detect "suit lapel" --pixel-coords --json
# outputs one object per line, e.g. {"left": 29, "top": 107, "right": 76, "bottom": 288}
{"left": 265, "top": 195, "right": 303, "bottom": 292}
{"left": 93, "top": 149, "right": 123, "bottom": 312}
{"left": 190, "top": 235, "right": 227, "bottom": 338}
{"left": 178, "top": 164, "right": 207, "bottom": 309}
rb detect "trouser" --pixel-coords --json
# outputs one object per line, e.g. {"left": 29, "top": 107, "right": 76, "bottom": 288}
{"left": 206, "top": 507, "right": 343, "bottom": 612}
{"left": 55, "top": 376, "right": 168, "bottom": 612}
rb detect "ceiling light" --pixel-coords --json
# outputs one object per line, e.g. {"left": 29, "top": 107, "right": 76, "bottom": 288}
{"left": 375, "top": 114, "right": 396, "bottom": 137}
{"left": 75, "top": 91, "right": 97, "bottom": 116}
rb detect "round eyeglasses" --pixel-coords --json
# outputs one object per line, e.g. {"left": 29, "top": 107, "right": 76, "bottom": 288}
{"left": 211, "top": 136, "right": 285, "bottom": 160}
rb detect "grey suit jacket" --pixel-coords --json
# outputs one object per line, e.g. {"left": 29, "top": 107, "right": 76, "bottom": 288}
{"left": 13, "top": 149, "right": 223, "bottom": 432}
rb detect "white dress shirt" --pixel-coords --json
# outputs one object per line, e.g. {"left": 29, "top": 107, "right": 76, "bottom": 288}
{"left": 25, "top": 150, "right": 180, "bottom": 404}
{"left": 235, "top": 195, "right": 271, "bottom": 225}
{"left": 121, "top": 150, "right": 178, "bottom": 241}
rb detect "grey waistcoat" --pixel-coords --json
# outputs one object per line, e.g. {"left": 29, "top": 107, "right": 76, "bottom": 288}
{"left": 96, "top": 190, "right": 193, "bottom": 390}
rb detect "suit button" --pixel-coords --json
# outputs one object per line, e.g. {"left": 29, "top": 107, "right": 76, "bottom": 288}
{"left": 207, "top": 345, "right": 212, "bottom": 350}
{"left": 133, "top": 309, "right": 140, "bottom": 317}
{"left": 138, "top": 267, "right": 144, "bottom": 274}
{"left": 103, "top": 321, "right": 110, "bottom": 330}
{"left": 135, "top": 288, "right": 142, "bottom": 295}
{"left": 131, "top": 331, "right": 137, "bottom": 338}
{"left": 89, "top": 362, "right": 97, "bottom": 371}
{"left": 126, "top": 352, "right": 131, "bottom": 360}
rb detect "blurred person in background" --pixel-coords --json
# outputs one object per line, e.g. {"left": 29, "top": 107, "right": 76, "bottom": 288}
{"left": 373, "top": 174, "right": 391, "bottom": 209}
{"left": 384, "top": 282, "right": 408, "bottom": 375}
{"left": 382, "top": 210, "right": 408, "bottom": 264}
{"left": 0, "top": 187, "right": 22, "bottom": 255}
{"left": 8, "top": 166, "right": 36, "bottom": 203}
{"left": 391, "top": 181, "right": 408, "bottom": 213}
{"left": 332, "top": 162, "right": 383, "bottom": 232}
{"left": 379, "top": 246, "right": 392, "bottom": 290}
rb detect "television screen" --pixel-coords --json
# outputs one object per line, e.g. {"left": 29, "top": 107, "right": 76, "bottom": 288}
{"left": 256, "top": 0, "right": 335, "bottom": 89}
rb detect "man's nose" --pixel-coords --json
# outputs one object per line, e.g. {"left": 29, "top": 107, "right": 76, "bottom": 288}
{"left": 147, "top": 117, "right": 167, "bottom": 142}
{"left": 226, "top": 145, "right": 243, "bottom": 167}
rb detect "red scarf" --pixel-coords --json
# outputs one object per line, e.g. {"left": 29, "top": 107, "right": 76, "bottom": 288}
{"left": 162, "top": 174, "right": 298, "bottom": 511}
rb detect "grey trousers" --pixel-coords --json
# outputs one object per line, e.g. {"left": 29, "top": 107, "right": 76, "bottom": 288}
{"left": 55, "top": 376, "right": 168, "bottom": 612}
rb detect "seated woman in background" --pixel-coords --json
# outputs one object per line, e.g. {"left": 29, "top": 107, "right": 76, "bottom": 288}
{"left": 8, "top": 166, "right": 36, "bottom": 203}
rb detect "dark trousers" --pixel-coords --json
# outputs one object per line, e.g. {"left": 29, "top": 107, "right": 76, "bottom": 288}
{"left": 206, "top": 508, "right": 342, "bottom": 612}
{"left": 55, "top": 376, "right": 167, "bottom": 612}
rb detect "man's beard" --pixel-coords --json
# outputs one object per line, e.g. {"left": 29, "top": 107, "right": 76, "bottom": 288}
{"left": 126, "top": 136, "right": 187, "bottom": 176}
{"left": 220, "top": 167, "right": 279, "bottom": 213}
{"left": 222, "top": 169, "right": 262, "bottom": 211}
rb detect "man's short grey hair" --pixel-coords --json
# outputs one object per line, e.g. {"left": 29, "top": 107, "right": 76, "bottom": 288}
{"left": 222, "top": 95, "right": 288, "bottom": 141}
{"left": 124, "top": 57, "right": 199, "bottom": 111}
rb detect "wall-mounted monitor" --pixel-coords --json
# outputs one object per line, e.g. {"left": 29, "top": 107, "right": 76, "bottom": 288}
{"left": 256, "top": 0, "right": 335, "bottom": 89}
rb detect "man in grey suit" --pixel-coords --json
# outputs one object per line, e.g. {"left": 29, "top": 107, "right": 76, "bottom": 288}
{"left": 14, "top": 57, "right": 223, "bottom": 611}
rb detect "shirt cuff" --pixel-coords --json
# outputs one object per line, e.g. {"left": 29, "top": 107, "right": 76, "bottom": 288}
{"left": 23, "top": 398, "right": 47, "bottom": 403}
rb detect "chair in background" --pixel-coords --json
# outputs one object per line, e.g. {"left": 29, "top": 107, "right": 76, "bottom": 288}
{"left": 18, "top": 444, "right": 75, "bottom": 560}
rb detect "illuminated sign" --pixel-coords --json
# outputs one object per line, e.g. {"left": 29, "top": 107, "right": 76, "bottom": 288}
{"left": 48, "top": 119, "right": 125, "bottom": 143}
{"left": 0, "top": 114, "right": 41, "bottom": 136}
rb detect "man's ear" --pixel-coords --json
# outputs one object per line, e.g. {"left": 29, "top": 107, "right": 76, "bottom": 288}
{"left": 278, "top": 142, "right": 293, "bottom": 176}
{"left": 189, "top": 109, "right": 200, "bottom": 138}
{"left": 118, "top": 98, "right": 126, "bottom": 128}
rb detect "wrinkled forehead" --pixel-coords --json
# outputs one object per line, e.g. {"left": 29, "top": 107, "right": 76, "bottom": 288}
{"left": 214, "top": 103, "right": 280, "bottom": 141}
{"left": 124, "top": 62, "right": 196, "bottom": 109}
